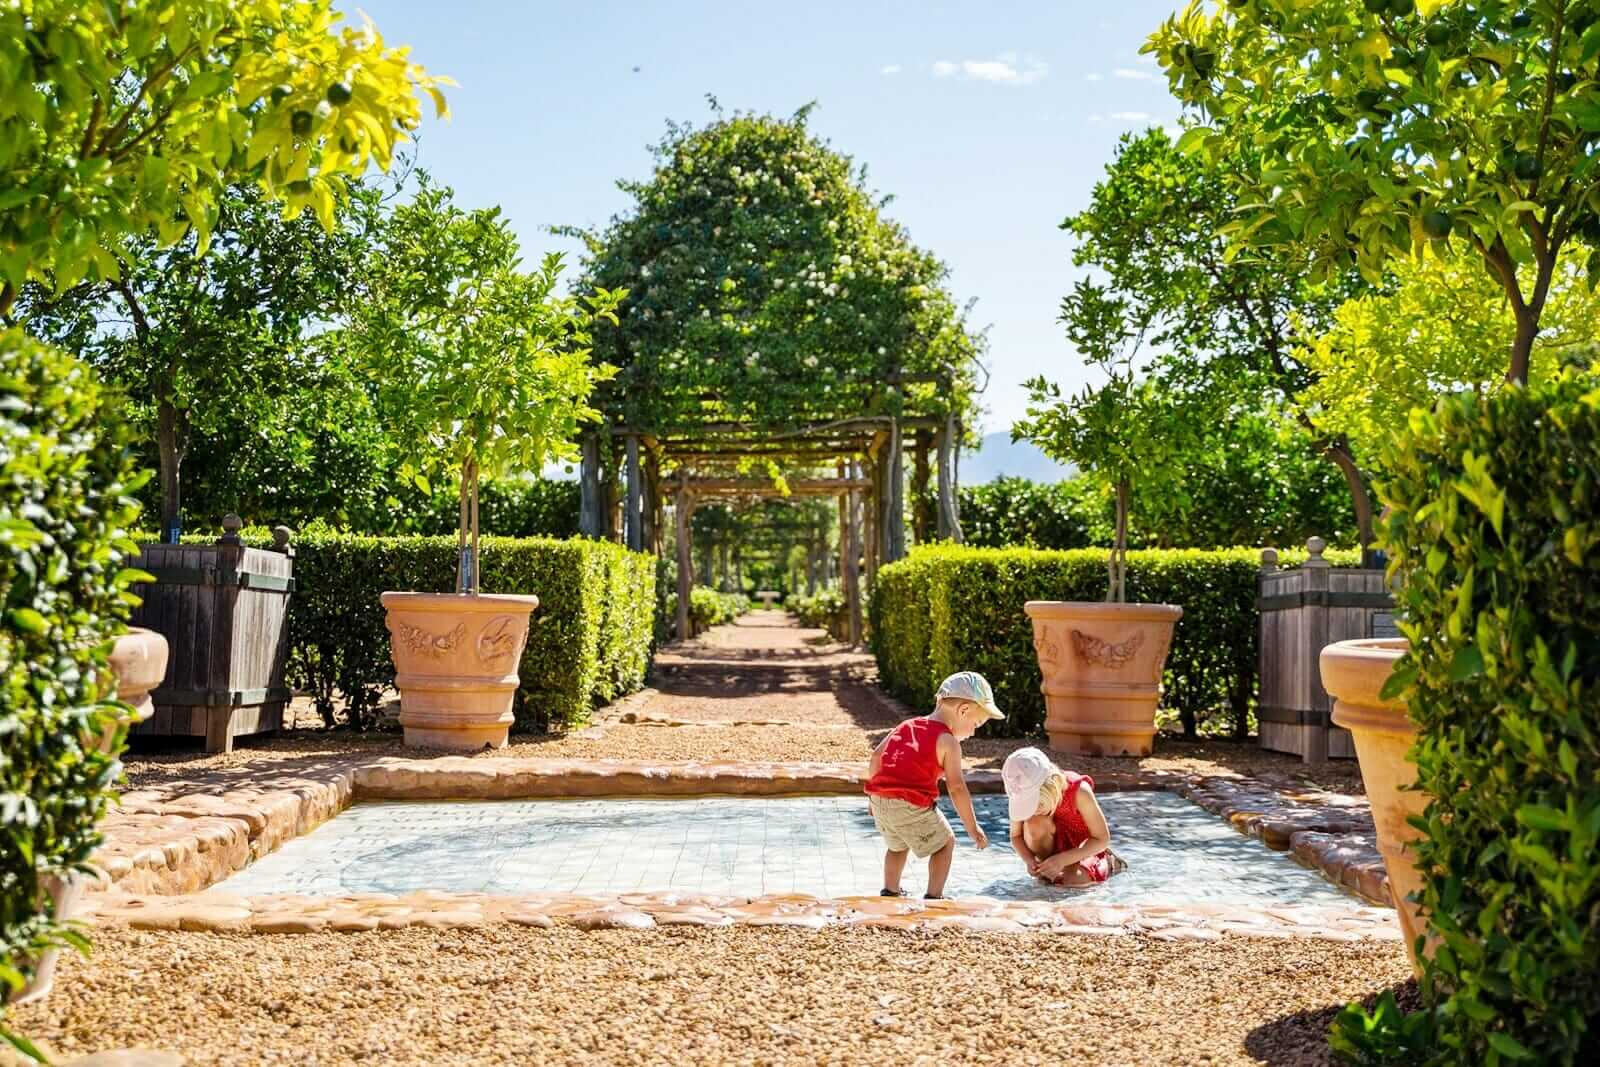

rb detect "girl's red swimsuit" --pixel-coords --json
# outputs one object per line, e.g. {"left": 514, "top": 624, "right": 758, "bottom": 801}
{"left": 1050, "top": 772, "right": 1113, "bottom": 883}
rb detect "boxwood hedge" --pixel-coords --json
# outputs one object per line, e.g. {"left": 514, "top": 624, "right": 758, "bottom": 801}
{"left": 257, "top": 533, "right": 655, "bottom": 732}
{"left": 1332, "top": 373, "right": 1600, "bottom": 1065}
{"left": 869, "top": 543, "right": 1356, "bottom": 737}
{"left": 1, "top": 331, "right": 145, "bottom": 1035}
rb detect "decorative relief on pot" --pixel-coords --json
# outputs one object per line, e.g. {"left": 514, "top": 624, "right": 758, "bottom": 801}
{"left": 475, "top": 616, "right": 522, "bottom": 666}
{"left": 1071, "top": 629, "right": 1143, "bottom": 669}
{"left": 392, "top": 620, "right": 466, "bottom": 657}
{"left": 1032, "top": 627, "right": 1060, "bottom": 666}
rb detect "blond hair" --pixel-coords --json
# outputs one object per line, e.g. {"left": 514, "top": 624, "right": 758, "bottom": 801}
{"left": 1036, "top": 769, "right": 1069, "bottom": 817}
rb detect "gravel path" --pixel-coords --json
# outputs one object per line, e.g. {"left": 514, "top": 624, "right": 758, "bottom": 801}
{"left": 14, "top": 926, "right": 1412, "bottom": 1067}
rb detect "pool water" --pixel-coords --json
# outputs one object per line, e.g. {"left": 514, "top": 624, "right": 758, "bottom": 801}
{"left": 217, "top": 793, "right": 1361, "bottom": 908}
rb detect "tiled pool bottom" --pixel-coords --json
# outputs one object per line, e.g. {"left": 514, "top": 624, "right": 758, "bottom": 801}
{"left": 216, "top": 793, "right": 1361, "bottom": 909}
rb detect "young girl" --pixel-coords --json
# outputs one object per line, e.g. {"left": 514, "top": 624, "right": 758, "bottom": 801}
{"left": 1001, "top": 747, "right": 1124, "bottom": 886}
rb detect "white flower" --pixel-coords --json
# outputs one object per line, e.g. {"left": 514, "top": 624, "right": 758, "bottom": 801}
{"left": 839, "top": 254, "right": 853, "bottom": 266}
{"left": 805, "top": 355, "right": 818, "bottom": 368}
{"left": 701, "top": 308, "right": 710, "bottom": 317}
{"left": 878, "top": 346, "right": 887, "bottom": 355}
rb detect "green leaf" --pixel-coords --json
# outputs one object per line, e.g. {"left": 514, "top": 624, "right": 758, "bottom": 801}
{"left": 1516, "top": 804, "right": 1569, "bottom": 833}
{"left": 1447, "top": 645, "right": 1484, "bottom": 681}
{"left": 1379, "top": 661, "right": 1418, "bottom": 702}
{"left": 6, "top": 607, "right": 49, "bottom": 637}
{"left": 1487, "top": 1033, "right": 1534, "bottom": 1061}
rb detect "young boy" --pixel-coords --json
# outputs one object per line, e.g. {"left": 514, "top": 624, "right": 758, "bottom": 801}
{"left": 864, "top": 671, "right": 1003, "bottom": 899}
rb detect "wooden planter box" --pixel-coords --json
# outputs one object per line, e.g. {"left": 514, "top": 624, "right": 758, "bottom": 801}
{"left": 128, "top": 523, "right": 294, "bottom": 753}
{"left": 1257, "top": 539, "right": 1395, "bottom": 763}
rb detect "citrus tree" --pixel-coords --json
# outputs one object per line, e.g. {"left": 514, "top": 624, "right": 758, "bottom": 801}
{"left": 350, "top": 179, "right": 621, "bottom": 592}
{"left": 1014, "top": 367, "right": 1199, "bottom": 602}
{"left": 1151, "top": 0, "right": 1600, "bottom": 384}
{"left": 1064, "top": 127, "right": 1382, "bottom": 544}
{"left": 1301, "top": 253, "right": 1600, "bottom": 459}
{"left": 562, "top": 106, "right": 980, "bottom": 448}
{"left": 17, "top": 181, "right": 381, "bottom": 541}
{"left": 0, "top": 0, "right": 446, "bottom": 314}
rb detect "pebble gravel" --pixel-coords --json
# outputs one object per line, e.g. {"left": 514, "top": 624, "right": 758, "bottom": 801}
{"left": 13, "top": 925, "right": 1412, "bottom": 1066}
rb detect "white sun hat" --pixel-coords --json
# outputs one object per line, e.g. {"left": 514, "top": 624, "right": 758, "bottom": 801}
{"left": 1002, "top": 747, "right": 1057, "bottom": 824}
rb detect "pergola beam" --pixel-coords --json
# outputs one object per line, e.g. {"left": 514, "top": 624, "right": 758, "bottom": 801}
{"left": 661, "top": 477, "right": 869, "bottom": 496}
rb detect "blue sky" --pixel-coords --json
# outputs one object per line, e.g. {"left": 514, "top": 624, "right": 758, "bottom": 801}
{"left": 345, "top": 1, "right": 1185, "bottom": 435}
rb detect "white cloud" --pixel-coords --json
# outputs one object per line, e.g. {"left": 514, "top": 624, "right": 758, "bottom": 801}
{"left": 880, "top": 64, "right": 901, "bottom": 76}
{"left": 1109, "top": 110, "right": 1153, "bottom": 122}
{"left": 1088, "top": 113, "right": 1105, "bottom": 123}
{"left": 1113, "top": 67, "right": 1155, "bottom": 81}
{"left": 1085, "top": 72, "right": 1104, "bottom": 82}
{"left": 930, "top": 55, "right": 1048, "bottom": 85}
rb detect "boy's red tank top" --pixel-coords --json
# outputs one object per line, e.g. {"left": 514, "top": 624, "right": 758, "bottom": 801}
{"left": 864, "top": 717, "right": 951, "bottom": 808}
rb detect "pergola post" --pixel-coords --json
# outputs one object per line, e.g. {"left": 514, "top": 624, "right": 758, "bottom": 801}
{"left": 912, "top": 429, "right": 933, "bottom": 546}
{"left": 935, "top": 414, "right": 964, "bottom": 543}
{"left": 884, "top": 417, "right": 905, "bottom": 563}
{"left": 840, "top": 464, "right": 862, "bottom": 645}
{"left": 674, "top": 486, "right": 694, "bottom": 640}
{"left": 579, "top": 432, "right": 603, "bottom": 538}
{"left": 624, "top": 434, "right": 643, "bottom": 552}
{"left": 642, "top": 447, "right": 661, "bottom": 555}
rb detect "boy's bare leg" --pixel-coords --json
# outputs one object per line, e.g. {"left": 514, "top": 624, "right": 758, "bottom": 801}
{"left": 883, "top": 848, "right": 909, "bottom": 893}
{"left": 926, "top": 837, "right": 955, "bottom": 896}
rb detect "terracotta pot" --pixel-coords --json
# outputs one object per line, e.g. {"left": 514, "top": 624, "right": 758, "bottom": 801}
{"left": 11, "top": 628, "right": 170, "bottom": 1007}
{"left": 1321, "top": 637, "right": 1427, "bottom": 973}
{"left": 381, "top": 592, "right": 539, "bottom": 750}
{"left": 101, "top": 626, "right": 169, "bottom": 750}
{"left": 1023, "top": 601, "right": 1183, "bottom": 757}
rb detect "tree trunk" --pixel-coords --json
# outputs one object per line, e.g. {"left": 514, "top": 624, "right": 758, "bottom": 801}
{"left": 1111, "top": 479, "right": 1130, "bottom": 604}
{"left": 1320, "top": 438, "right": 1376, "bottom": 550}
{"left": 1508, "top": 306, "right": 1538, "bottom": 385}
{"left": 156, "top": 398, "right": 186, "bottom": 543}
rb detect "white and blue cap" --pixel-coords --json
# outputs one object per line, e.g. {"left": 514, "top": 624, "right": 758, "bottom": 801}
{"left": 935, "top": 671, "right": 1004, "bottom": 721}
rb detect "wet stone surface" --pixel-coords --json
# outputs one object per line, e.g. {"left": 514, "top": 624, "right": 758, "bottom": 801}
{"left": 214, "top": 792, "right": 1363, "bottom": 909}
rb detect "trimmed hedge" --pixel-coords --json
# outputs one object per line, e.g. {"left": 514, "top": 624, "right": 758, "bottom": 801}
{"left": 870, "top": 543, "right": 1357, "bottom": 737}
{"left": 256, "top": 533, "right": 654, "bottom": 732}
{"left": 664, "top": 588, "right": 749, "bottom": 636}
{"left": 1, "top": 331, "right": 144, "bottom": 1019}
{"left": 1332, "top": 373, "right": 1600, "bottom": 1065}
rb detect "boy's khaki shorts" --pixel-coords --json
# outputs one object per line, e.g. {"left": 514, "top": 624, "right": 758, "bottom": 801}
{"left": 869, "top": 795, "right": 954, "bottom": 857}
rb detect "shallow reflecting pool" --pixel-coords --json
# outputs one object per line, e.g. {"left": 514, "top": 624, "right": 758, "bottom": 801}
{"left": 216, "top": 792, "right": 1362, "bottom": 908}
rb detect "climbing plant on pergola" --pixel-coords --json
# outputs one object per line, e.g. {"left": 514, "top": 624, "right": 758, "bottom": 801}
{"left": 562, "top": 105, "right": 983, "bottom": 640}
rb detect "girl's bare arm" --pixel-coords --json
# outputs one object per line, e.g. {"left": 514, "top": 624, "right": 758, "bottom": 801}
{"left": 1037, "top": 786, "right": 1112, "bottom": 878}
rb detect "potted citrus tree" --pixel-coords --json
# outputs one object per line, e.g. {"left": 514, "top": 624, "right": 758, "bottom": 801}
{"left": 1013, "top": 363, "right": 1190, "bottom": 756}
{"left": 355, "top": 181, "right": 619, "bottom": 749}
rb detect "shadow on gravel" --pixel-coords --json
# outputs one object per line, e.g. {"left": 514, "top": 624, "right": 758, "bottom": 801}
{"left": 1242, "top": 980, "right": 1421, "bottom": 1066}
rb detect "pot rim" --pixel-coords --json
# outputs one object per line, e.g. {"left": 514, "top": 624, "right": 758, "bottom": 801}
{"left": 1321, "top": 637, "right": 1409, "bottom": 711}
{"left": 380, "top": 591, "right": 540, "bottom": 613}
{"left": 1023, "top": 600, "right": 1183, "bottom": 622}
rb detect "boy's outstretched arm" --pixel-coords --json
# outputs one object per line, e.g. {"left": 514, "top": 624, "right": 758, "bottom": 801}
{"left": 939, "top": 734, "right": 988, "bottom": 850}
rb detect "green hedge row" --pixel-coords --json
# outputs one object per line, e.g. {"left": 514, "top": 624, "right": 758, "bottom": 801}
{"left": 869, "top": 543, "right": 1357, "bottom": 737}
{"left": 790, "top": 588, "right": 845, "bottom": 632}
{"left": 238, "top": 532, "right": 654, "bottom": 732}
{"left": 664, "top": 588, "right": 750, "bottom": 636}
{"left": 1333, "top": 372, "right": 1600, "bottom": 1065}
{"left": 2, "top": 331, "right": 144, "bottom": 1016}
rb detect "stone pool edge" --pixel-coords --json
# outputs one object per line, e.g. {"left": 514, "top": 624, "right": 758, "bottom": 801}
{"left": 81, "top": 887, "right": 1401, "bottom": 943}
{"left": 95, "top": 755, "right": 1394, "bottom": 913}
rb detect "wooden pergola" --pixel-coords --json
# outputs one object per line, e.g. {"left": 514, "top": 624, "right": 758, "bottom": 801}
{"left": 577, "top": 410, "right": 966, "bottom": 644}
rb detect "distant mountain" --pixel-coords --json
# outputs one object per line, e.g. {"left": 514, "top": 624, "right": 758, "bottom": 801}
{"left": 961, "top": 433, "right": 1075, "bottom": 484}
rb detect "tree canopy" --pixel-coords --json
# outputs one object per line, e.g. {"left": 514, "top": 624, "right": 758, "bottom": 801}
{"left": 1151, "top": 0, "right": 1600, "bottom": 382}
{"left": 565, "top": 106, "right": 982, "bottom": 462}
{"left": 1300, "top": 253, "right": 1600, "bottom": 461}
